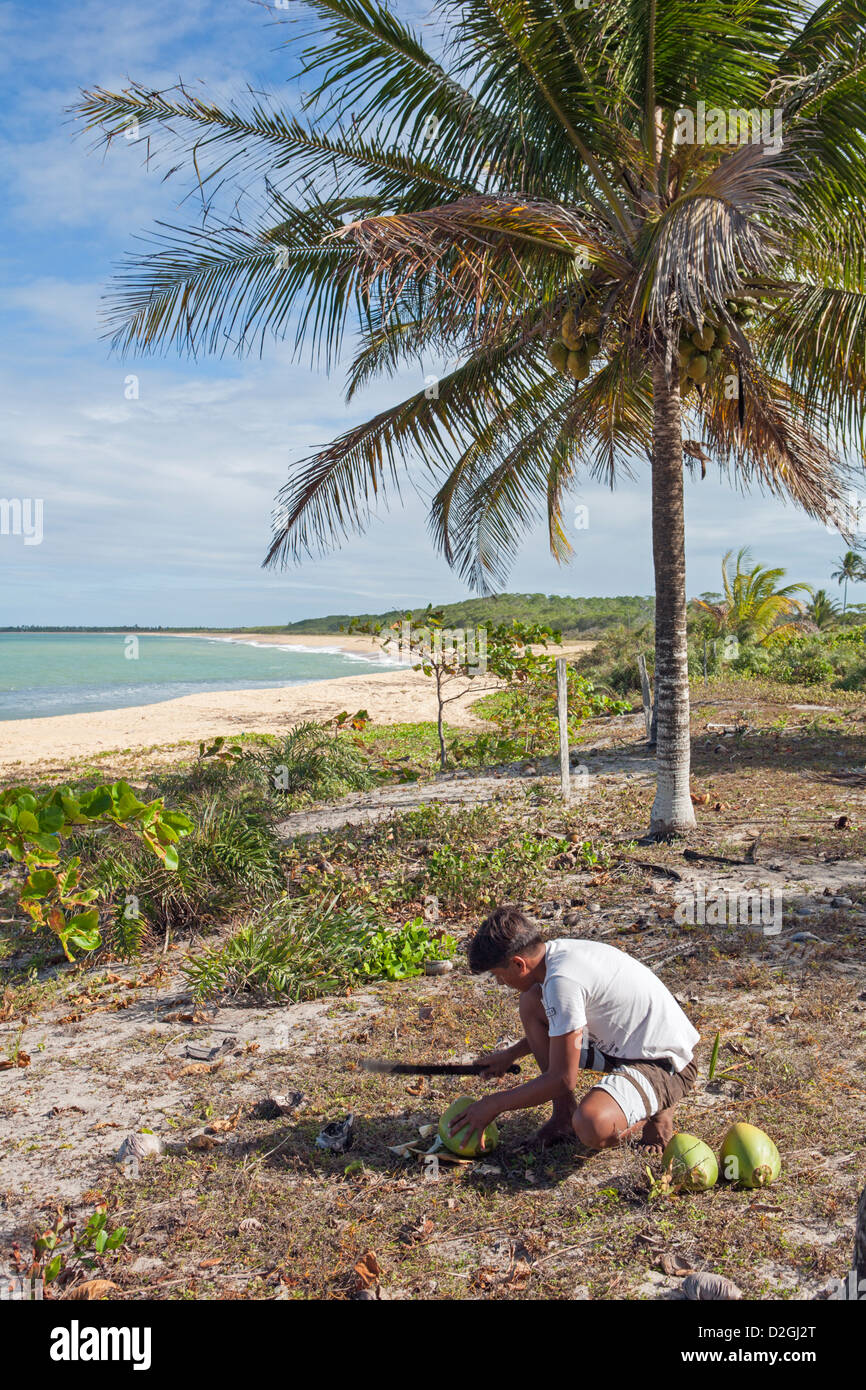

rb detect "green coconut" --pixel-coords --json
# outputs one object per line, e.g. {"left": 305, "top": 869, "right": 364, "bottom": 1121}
{"left": 584, "top": 334, "right": 601, "bottom": 359}
{"left": 687, "top": 353, "right": 709, "bottom": 383}
{"left": 692, "top": 325, "right": 716, "bottom": 351}
{"left": 547, "top": 340, "right": 570, "bottom": 373}
{"left": 662, "top": 1132, "right": 718, "bottom": 1191}
{"left": 715, "top": 324, "right": 731, "bottom": 347}
{"left": 709, "top": 346, "right": 724, "bottom": 366}
{"left": 566, "top": 349, "right": 590, "bottom": 381}
{"left": 438, "top": 1096, "right": 499, "bottom": 1158}
{"left": 679, "top": 339, "right": 696, "bottom": 363}
{"left": 719, "top": 1122, "right": 781, "bottom": 1189}
{"left": 561, "top": 310, "right": 584, "bottom": 351}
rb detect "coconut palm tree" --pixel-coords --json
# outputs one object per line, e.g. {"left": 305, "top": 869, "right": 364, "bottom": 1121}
{"left": 694, "top": 547, "right": 811, "bottom": 643}
{"left": 75, "top": 0, "right": 866, "bottom": 835}
{"left": 831, "top": 549, "right": 866, "bottom": 613}
{"left": 807, "top": 586, "right": 842, "bottom": 627}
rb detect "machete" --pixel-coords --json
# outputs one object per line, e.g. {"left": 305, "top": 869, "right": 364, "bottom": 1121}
{"left": 360, "top": 1059, "right": 521, "bottom": 1076}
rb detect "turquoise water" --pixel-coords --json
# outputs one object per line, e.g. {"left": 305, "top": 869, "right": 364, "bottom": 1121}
{"left": 0, "top": 633, "right": 392, "bottom": 722}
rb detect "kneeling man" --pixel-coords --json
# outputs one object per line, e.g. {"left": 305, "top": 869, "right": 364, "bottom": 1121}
{"left": 452, "top": 905, "right": 699, "bottom": 1153}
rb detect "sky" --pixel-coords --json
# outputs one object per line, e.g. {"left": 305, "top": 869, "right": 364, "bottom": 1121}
{"left": 0, "top": 0, "right": 861, "bottom": 627}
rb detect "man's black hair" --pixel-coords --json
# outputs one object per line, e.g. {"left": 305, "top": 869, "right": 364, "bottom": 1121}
{"left": 467, "top": 905, "right": 544, "bottom": 974}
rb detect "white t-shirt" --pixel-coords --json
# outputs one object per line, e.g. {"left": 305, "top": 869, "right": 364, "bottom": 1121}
{"left": 540, "top": 938, "right": 699, "bottom": 1071}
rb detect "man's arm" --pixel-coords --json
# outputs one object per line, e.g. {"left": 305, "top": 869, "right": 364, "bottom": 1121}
{"left": 488, "top": 1030, "right": 583, "bottom": 1114}
{"left": 450, "top": 1030, "right": 583, "bottom": 1148}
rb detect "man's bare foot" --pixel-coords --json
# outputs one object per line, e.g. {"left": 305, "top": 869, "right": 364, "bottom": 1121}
{"left": 637, "top": 1108, "right": 675, "bottom": 1153}
{"left": 533, "top": 1115, "right": 576, "bottom": 1148}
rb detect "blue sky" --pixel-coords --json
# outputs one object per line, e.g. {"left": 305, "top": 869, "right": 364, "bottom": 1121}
{"left": 0, "top": 0, "right": 861, "bottom": 626}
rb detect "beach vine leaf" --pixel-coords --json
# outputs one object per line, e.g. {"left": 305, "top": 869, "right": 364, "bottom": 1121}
{"left": 0, "top": 782, "right": 193, "bottom": 961}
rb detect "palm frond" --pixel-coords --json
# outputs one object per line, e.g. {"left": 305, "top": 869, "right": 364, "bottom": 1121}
{"left": 699, "top": 358, "right": 847, "bottom": 523}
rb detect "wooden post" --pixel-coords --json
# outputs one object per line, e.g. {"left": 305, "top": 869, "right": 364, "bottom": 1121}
{"left": 556, "top": 657, "right": 570, "bottom": 802}
{"left": 637, "top": 652, "right": 653, "bottom": 741}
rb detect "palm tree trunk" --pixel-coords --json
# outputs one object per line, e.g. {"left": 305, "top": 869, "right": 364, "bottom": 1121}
{"left": 649, "top": 358, "right": 696, "bottom": 837}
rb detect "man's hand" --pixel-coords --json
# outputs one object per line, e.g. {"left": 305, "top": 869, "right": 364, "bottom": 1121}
{"left": 475, "top": 1045, "right": 517, "bottom": 1079}
{"left": 448, "top": 1095, "right": 501, "bottom": 1151}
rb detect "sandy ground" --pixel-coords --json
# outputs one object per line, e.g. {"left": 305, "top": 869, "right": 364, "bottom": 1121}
{"left": 0, "top": 634, "right": 594, "bottom": 781}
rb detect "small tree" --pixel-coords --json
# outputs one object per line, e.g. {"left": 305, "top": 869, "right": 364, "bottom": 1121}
{"left": 349, "top": 609, "right": 558, "bottom": 769}
{"left": 831, "top": 551, "right": 866, "bottom": 615}
{"left": 807, "top": 588, "right": 842, "bottom": 630}
{"left": 693, "top": 549, "right": 811, "bottom": 646}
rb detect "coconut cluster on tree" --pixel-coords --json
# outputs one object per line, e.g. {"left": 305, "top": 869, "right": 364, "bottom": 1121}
{"left": 678, "top": 299, "right": 757, "bottom": 395}
{"left": 547, "top": 306, "right": 603, "bottom": 383}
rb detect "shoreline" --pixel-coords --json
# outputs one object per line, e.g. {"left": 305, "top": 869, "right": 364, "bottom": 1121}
{"left": 171, "top": 630, "right": 387, "bottom": 659}
{"left": 0, "top": 667, "right": 491, "bottom": 781}
{"left": 0, "top": 634, "right": 594, "bottom": 781}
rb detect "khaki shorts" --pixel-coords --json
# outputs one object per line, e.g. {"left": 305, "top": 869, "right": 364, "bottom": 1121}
{"left": 578, "top": 1036, "right": 698, "bottom": 1129}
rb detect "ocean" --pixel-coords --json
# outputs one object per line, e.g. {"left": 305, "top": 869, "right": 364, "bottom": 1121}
{"left": 0, "top": 633, "right": 393, "bottom": 722}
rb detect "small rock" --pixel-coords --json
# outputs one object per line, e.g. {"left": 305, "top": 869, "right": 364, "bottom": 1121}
{"left": 129, "top": 1256, "right": 165, "bottom": 1275}
{"left": 424, "top": 959, "right": 453, "bottom": 975}
{"left": 186, "top": 1132, "right": 221, "bottom": 1150}
{"left": 115, "top": 1132, "right": 164, "bottom": 1164}
{"left": 588, "top": 902, "right": 602, "bottom": 914}
{"left": 682, "top": 1271, "right": 742, "bottom": 1301}
{"left": 832, "top": 896, "right": 853, "bottom": 908}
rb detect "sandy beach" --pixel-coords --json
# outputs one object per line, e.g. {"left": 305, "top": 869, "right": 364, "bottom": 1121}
{"left": 0, "top": 634, "right": 594, "bottom": 780}
{"left": 0, "top": 666, "right": 489, "bottom": 781}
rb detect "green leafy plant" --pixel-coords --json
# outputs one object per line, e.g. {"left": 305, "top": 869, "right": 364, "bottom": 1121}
{"left": 183, "top": 899, "right": 455, "bottom": 1003}
{"left": 198, "top": 735, "right": 245, "bottom": 764}
{"left": 34, "top": 1205, "right": 127, "bottom": 1287}
{"left": 333, "top": 708, "right": 371, "bottom": 732}
{"left": 0, "top": 782, "right": 192, "bottom": 960}
{"left": 78, "top": 793, "right": 283, "bottom": 951}
{"left": 358, "top": 916, "right": 456, "bottom": 981}
{"left": 423, "top": 832, "right": 570, "bottom": 912}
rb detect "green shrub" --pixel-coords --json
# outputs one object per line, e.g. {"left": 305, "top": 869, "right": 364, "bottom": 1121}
{"left": 0, "top": 780, "right": 192, "bottom": 960}
{"left": 575, "top": 623, "right": 653, "bottom": 696}
{"left": 767, "top": 639, "right": 835, "bottom": 686}
{"left": 183, "top": 899, "right": 455, "bottom": 1002}
{"left": 73, "top": 794, "right": 283, "bottom": 952}
{"left": 475, "top": 668, "right": 630, "bottom": 755}
{"left": 358, "top": 916, "right": 455, "bottom": 981}
{"left": 160, "top": 722, "right": 373, "bottom": 809}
